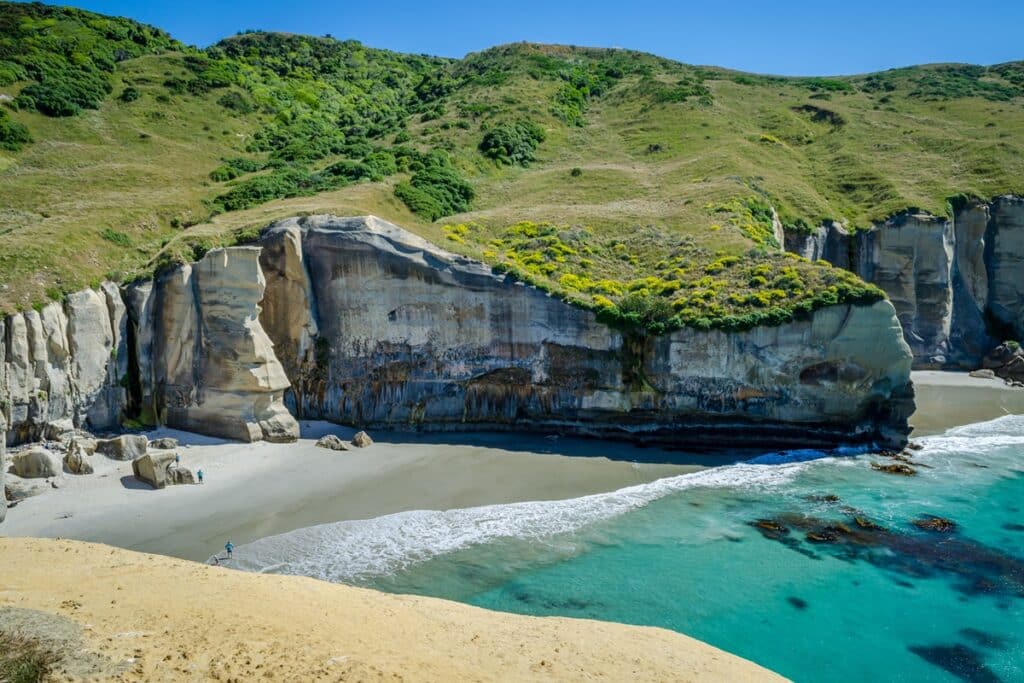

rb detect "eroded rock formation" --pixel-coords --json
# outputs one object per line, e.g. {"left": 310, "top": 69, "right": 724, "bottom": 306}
{"left": 0, "top": 284, "right": 127, "bottom": 444}
{"left": 2, "top": 214, "right": 915, "bottom": 452}
{"left": 785, "top": 195, "right": 1024, "bottom": 368}
{"left": 126, "top": 248, "right": 299, "bottom": 442}
{"left": 258, "top": 215, "right": 913, "bottom": 449}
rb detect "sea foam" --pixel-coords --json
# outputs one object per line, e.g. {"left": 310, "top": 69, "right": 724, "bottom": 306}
{"left": 228, "top": 447, "right": 837, "bottom": 581}
{"left": 228, "top": 415, "right": 1024, "bottom": 583}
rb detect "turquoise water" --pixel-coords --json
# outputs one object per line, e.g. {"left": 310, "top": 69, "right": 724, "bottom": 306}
{"left": 234, "top": 416, "right": 1024, "bottom": 682}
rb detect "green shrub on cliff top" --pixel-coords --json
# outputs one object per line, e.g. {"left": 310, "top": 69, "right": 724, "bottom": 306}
{"left": 470, "top": 220, "right": 884, "bottom": 335}
{"left": 479, "top": 120, "right": 546, "bottom": 166}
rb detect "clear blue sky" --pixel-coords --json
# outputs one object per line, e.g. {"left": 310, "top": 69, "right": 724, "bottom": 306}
{"left": 28, "top": 0, "right": 1024, "bottom": 75}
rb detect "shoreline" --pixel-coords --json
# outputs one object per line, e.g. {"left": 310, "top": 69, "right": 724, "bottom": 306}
{"left": 1, "top": 371, "right": 1018, "bottom": 563}
{"left": 910, "top": 370, "right": 1024, "bottom": 436}
{"left": 1, "top": 421, "right": 698, "bottom": 562}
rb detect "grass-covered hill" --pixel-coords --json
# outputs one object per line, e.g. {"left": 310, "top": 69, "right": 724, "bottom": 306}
{"left": 1, "top": 2, "right": 1023, "bottom": 333}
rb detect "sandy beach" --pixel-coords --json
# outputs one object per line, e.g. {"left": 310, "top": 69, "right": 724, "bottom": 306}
{"left": 1, "top": 422, "right": 697, "bottom": 561}
{"left": 910, "top": 370, "right": 1024, "bottom": 436}
{"left": 3, "top": 371, "right": 1020, "bottom": 564}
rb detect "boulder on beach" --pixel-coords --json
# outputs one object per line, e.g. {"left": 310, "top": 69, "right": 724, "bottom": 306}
{"left": 352, "top": 431, "right": 373, "bottom": 448}
{"left": 316, "top": 434, "right": 350, "bottom": 451}
{"left": 149, "top": 437, "right": 179, "bottom": 450}
{"left": 131, "top": 452, "right": 194, "bottom": 489}
{"left": 11, "top": 447, "right": 62, "bottom": 479}
{"left": 96, "top": 435, "right": 148, "bottom": 461}
{"left": 63, "top": 442, "right": 94, "bottom": 475}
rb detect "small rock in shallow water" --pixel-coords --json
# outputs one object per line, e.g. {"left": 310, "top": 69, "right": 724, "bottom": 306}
{"left": 913, "top": 516, "right": 957, "bottom": 533}
{"left": 871, "top": 462, "right": 916, "bottom": 476}
{"left": 750, "top": 519, "right": 789, "bottom": 536}
{"left": 804, "top": 494, "right": 840, "bottom": 503}
{"left": 149, "top": 437, "right": 179, "bottom": 450}
{"left": 853, "top": 516, "right": 883, "bottom": 530}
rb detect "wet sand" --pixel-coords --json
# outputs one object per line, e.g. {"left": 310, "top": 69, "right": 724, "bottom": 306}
{"left": 910, "top": 370, "right": 1024, "bottom": 436}
{"left": 1, "top": 421, "right": 696, "bottom": 562}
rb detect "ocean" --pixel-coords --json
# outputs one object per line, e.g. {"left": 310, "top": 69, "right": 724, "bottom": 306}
{"left": 232, "top": 415, "right": 1024, "bottom": 682}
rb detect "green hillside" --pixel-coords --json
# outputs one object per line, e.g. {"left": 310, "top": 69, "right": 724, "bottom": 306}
{"left": 1, "top": 2, "right": 1022, "bottom": 333}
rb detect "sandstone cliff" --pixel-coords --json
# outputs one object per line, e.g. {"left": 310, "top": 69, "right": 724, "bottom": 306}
{"left": 785, "top": 195, "right": 1024, "bottom": 368}
{"left": 258, "top": 215, "right": 913, "bottom": 449}
{"left": 2, "top": 215, "right": 914, "bottom": 451}
{"left": 125, "top": 248, "right": 299, "bottom": 442}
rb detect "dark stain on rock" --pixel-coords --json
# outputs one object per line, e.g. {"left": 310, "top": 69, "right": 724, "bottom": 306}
{"left": 907, "top": 643, "right": 1002, "bottom": 683}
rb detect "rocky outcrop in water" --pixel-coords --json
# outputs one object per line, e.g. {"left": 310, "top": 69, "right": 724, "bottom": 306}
{"left": 257, "top": 215, "right": 913, "bottom": 449}
{"left": 2, "top": 215, "right": 914, "bottom": 452}
{"left": 785, "top": 195, "right": 1024, "bottom": 368}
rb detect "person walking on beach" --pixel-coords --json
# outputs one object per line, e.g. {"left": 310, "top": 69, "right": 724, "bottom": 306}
{"left": 225, "top": 541, "right": 234, "bottom": 559}
{"left": 197, "top": 469, "right": 204, "bottom": 484}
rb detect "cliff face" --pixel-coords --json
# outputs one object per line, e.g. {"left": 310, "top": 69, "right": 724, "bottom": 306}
{"left": 125, "top": 248, "right": 299, "bottom": 442}
{"left": 784, "top": 195, "right": 1024, "bottom": 368}
{"left": 1, "top": 215, "right": 914, "bottom": 450}
{"left": 258, "top": 215, "right": 913, "bottom": 449}
{"left": 0, "top": 285, "right": 127, "bottom": 445}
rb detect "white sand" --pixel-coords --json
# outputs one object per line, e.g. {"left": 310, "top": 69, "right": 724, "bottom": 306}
{"left": 911, "top": 370, "right": 1024, "bottom": 436}
{"left": 1, "top": 422, "right": 696, "bottom": 561}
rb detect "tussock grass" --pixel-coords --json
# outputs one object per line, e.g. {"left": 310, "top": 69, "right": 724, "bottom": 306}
{"left": 0, "top": 631, "right": 57, "bottom": 683}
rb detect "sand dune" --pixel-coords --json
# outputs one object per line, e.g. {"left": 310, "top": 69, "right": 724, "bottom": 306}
{"left": 0, "top": 537, "right": 786, "bottom": 682}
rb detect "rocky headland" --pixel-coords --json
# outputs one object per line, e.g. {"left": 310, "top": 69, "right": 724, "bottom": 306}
{"left": 2, "top": 215, "right": 914, "bottom": 458}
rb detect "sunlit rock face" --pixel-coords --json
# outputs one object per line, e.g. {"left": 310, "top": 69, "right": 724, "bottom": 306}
{"left": 258, "top": 215, "right": 913, "bottom": 450}
{"left": 784, "top": 195, "right": 1024, "bottom": 369}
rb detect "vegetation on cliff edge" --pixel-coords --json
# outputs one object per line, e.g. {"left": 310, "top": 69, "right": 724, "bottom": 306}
{"left": 0, "top": 1, "right": 1022, "bottom": 328}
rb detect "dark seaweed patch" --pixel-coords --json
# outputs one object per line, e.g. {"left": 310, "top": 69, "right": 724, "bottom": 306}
{"left": 786, "top": 596, "right": 808, "bottom": 610}
{"left": 748, "top": 513, "right": 1024, "bottom": 599}
{"left": 908, "top": 644, "right": 1001, "bottom": 683}
{"left": 959, "top": 628, "right": 1009, "bottom": 651}
{"left": 1001, "top": 523, "right": 1024, "bottom": 532}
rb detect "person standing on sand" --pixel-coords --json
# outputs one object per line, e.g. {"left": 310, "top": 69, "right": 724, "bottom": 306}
{"left": 225, "top": 541, "right": 233, "bottom": 559}
{"left": 197, "top": 469, "right": 204, "bottom": 484}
